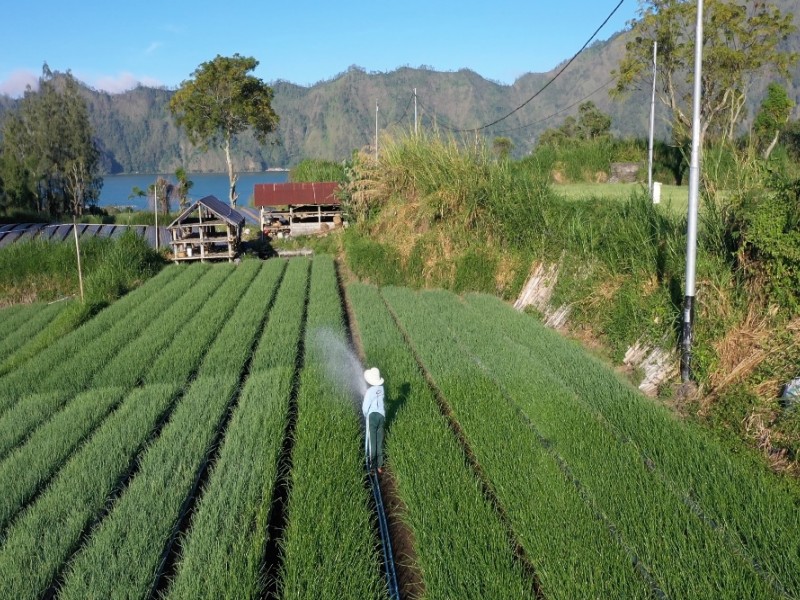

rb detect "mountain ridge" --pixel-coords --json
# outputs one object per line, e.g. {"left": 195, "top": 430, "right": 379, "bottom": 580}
{"left": 1, "top": 1, "right": 799, "bottom": 173}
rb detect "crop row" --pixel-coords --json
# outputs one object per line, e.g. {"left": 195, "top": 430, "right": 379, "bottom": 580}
{"left": 0, "top": 262, "right": 238, "bottom": 510}
{"left": 0, "top": 300, "right": 66, "bottom": 344}
{"left": 0, "top": 386, "right": 126, "bottom": 533}
{"left": 0, "top": 264, "right": 260, "bottom": 538}
{"left": 414, "top": 289, "right": 778, "bottom": 598}
{"left": 0, "top": 303, "right": 36, "bottom": 341}
{"left": 91, "top": 260, "right": 258, "bottom": 389}
{"left": 0, "top": 300, "right": 68, "bottom": 363}
{"left": 0, "top": 261, "right": 279, "bottom": 599}
{"left": 0, "top": 264, "right": 237, "bottom": 468}
{"left": 278, "top": 256, "right": 387, "bottom": 599}
{"left": 167, "top": 257, "right": 310, "bottom": 599}
{"left": 0, "top": 263, "right": 200, "bottom": 406}
{"left": 463, "top": 292, "right": 800, "bottom": 598}
{"left": 143, "top": 259, "right": 284, "bottom": 386}
{"left": 36, "top": 264, "right": 229, "bottom": 396}
{"left": 347, "top": 282, "right": 533, "bottom": 598}
{"left": 0, "top": 383, "right": 181, "bottom": 600}
{"left": 57, "top": 260, "right": 287, "bottom": 598}
{"left": 0, "top": 390, "right": 65, "bottom": 460}
{"left": 381, "top": 285, "right": 651, "bottom": 599}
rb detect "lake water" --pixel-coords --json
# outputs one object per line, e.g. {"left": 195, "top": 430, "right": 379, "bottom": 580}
{"left": 99, "top": 171, "right": 289, "bottom": 210}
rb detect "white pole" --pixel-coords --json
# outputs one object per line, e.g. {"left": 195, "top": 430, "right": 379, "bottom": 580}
{"left": 681, "top": 0, "right": 704, "bottom": 382}
{"left": 154, "top": 178, "right": 159, "bottom": 249}
{"left": 648, "top": 40, "right": 658, "bottom": 198}
{"left": 414, "top": 88, "right": 418, "bottom": 135}
{"left": 375, "top": 102, "right": 379, "bottom": 160}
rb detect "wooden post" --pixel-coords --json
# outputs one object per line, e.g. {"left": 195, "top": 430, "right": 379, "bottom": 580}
{"left": 72, "top": 217, "right": 85, "bottom": 302}
{"left": 199, "top": 206, "right": 205, "bottom": 261}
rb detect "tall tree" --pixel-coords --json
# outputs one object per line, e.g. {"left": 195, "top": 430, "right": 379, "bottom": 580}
{"left": 613, "top": 0, "right": 797, "bottom": 148}
{"left": 754, "top": 83, "right": 794, "bottom": 160}
{"left": 0, "top": 112, "right": 38, "bottom": 212}
{"left": 0, "top": 65, "right": 101, "bottom": 216}
{"left": 149, "top": 177, "right": 175, "bottom": 215}
{"left": 169, "top": 54, "right": 278, "bottom": 206}
{"left": 174, "top": 167, "right": 194, "bottom": 210}
{"left": 61, "top": 72, "right": 103, "bottom": 215}
{"left": 537, "top": 102, "right": 612, "bottom": 146}
{"left": 577, "top": 101, "right": 612, "bottom": 140}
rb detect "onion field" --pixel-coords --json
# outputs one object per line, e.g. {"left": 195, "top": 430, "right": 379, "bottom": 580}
{"left": 0, "top": 256, "right": 797, "bottom": 599}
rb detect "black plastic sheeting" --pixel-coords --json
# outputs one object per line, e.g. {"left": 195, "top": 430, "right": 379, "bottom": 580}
{"left": 0, "top": 223, "right": 170, "bottom": 249}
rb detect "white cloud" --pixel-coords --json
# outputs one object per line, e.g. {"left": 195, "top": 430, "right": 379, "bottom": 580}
{"left": 0, "top": 69, "right": 39, "bottom": 97}
{"left": 145, "top": 41, "right": 163, "bottom": 55}
{"left": 92, "top": 72, "right": 164, "bottom": 94}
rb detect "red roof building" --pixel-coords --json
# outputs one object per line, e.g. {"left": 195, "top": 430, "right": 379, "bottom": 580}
{"left": 253, "top": 182, "right": 340, "bottom": 207}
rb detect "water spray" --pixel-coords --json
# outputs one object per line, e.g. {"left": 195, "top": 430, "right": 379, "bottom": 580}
{"left": 311, "top": 327, "right": 367, "bottom": 412}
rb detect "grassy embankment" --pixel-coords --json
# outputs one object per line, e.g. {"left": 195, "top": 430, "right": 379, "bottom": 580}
{"left": 290, "top": 133, "right": 799, "bottom": 480}
{"left": 0, "top": 231, "right": 164, "bottom": 372}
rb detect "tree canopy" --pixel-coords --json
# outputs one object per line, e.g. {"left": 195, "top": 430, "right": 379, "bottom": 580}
{"left": 169, "top": 54, "right": 279, "bottom": 206}
{"left": 754, "top": 83, "right": 794, "bottom": 159}
{"left": 537, "top": 101, "right": 612, "bottom": 146}
{"left": 0, "top": 65, "right": 102, "bottom": 216}
{"left": 613, "top": 0, "right": 797, "bottom": 148}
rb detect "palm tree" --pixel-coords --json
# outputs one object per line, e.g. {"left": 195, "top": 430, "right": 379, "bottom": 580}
{"left": 175, "top": 167, "right": 194, "bottom": 210}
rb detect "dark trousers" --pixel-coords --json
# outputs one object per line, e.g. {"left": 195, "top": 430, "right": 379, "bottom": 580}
{"left": 367, "top": 412, "right": 385, "bottom": 469}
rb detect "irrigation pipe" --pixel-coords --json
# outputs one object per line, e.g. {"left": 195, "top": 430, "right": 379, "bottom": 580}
{"left": 366, "top": 460, "right": 400, "bottom": 600}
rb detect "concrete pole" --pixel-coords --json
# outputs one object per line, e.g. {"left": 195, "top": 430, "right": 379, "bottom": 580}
{"left": 648, "top": 41, "right": 658, "bottom": 198}
{"left": 154, "top": 178, "right": 159, "bottom": 249}
{"left": 375, "top": 102, "right": 379, "bottom": 160}
{"left": 681, "top": 0, "right": 704, "bottom": 382}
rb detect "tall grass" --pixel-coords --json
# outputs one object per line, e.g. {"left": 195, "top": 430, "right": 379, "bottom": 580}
{"left": 289, "top": 158, "right": 346, "bottom": 182}
{"left": 525, "top": 137, "right": 643, "bottom": 183}
{"left": 0, "top": 229, "right": 163, "bottom": 305}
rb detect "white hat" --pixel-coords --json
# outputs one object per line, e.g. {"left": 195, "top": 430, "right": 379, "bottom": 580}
{"left": 364, "top": 367, "right": 384, "bottom": 386}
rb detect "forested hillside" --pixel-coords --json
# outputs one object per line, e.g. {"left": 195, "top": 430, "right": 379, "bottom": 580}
{"left": 2, "top": 0, "right": 799, "bottom": 173}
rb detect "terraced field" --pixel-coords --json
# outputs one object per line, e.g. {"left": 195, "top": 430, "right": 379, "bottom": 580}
{"left": 0, "top": 256, "right": 797, "bottom": 599}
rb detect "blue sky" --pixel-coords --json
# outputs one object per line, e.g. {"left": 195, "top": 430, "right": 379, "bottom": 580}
{"left": 0, "top": 1, "right": 638, "bottom": 97}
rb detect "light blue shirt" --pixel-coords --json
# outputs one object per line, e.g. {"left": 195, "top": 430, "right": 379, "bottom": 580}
{"left": 362, "top": 385, "right": 385, "bottom": 418}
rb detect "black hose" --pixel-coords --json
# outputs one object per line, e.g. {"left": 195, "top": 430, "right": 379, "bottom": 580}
{"left": 366, "top": 460, "right": 401, "bottom": 600}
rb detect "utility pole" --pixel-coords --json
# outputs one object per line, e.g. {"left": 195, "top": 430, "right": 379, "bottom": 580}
{"left": 153, "top": 178, "right": 159, "bottom": 249}
{"left": 375, "top": 101, "right": 379, "bottom": 160}
{"left": 414, "top": 88, "right": 418, "bottom": 135}
{"left": 681, "top": 0, "right": 704, "bottom": 382}
{"left": 648, "top": 40, "right": 657, "bottom": 198}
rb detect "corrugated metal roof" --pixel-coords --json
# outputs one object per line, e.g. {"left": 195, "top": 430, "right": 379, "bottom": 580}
{"left": 169, "top": 195, "right": 245, "bottom": 228}
{"left": 253, "top": 182, "right": 340, "bottom": 207}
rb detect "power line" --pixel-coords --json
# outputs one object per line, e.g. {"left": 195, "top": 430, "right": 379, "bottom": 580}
{"left": 415, "top": 99, "right": 466, "bottom": 132}
{"left": 388, "top": 92, "right": 415, "bottom": 128}
{"left": 489, "top": 73, "right": 621, "bottom": 135}
{"left": 442, "top": 0, "right": 626, "bottom": 133}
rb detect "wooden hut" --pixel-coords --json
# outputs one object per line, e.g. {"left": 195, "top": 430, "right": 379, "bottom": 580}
{"left": 168, "top": 195, "right": 245, "bottom": 262}
{"left": 253, "top": 182, "right": 341, "bottom": 237}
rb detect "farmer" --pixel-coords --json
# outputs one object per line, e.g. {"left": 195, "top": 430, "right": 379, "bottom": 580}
{"left": 362, "top": 367, "right": 385, "bottom": 474}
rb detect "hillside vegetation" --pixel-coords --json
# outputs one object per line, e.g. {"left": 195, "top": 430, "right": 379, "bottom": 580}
{"left": 322, "top": 131, "right": 800, "bottom": 479}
